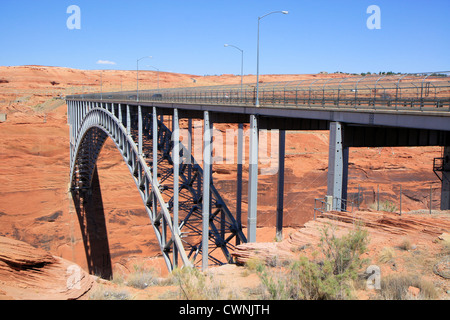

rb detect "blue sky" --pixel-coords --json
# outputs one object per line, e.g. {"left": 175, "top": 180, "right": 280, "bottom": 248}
{"left": 0, "top": 0, "right": 448, "bottom": 75}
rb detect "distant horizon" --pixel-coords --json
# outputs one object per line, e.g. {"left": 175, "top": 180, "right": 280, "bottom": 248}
{"left": 2, "top": 64, "right": 448, "bottom": 77}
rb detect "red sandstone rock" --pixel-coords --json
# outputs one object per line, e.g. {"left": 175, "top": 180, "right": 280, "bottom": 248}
{"left": 231, "top": 210, "right": 450, "bottom": 266}
{"left": 408, "top": 286, "right": 420, "bottom": 298}
{"left": 0, "top": 236, "right": 95, "bottom": 300}
{"left": 0, "top": 236, "right": 55, "bottom": 267}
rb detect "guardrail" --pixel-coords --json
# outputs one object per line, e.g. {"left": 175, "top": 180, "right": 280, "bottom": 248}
{"left": 67, "top": 72, "right": 450, "bottom": 112}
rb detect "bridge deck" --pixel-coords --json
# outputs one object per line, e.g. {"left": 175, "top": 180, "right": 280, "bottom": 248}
{"left": 67, "top": 72, "right": 450, "bottom": 114}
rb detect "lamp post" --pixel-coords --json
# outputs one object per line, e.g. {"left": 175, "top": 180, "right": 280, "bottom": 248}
{"left": 137, "top": 56, "right": 152, "bottom": 101}
{"left": 255, "top": 10, "right": 289, "bottom": 107}
{"left": 224, "top": 44, "right": 244, "bottom": 98}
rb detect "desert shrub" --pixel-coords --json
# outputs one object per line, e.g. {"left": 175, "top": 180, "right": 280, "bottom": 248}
{"left": 260, "top": 270, "right": 297, "bottom": 300}
{"left": 89, "top": 286, "right": 133, "bottom": 300}
{"left": 378, "top": 247, "right": 396, "bottom": 263}
{"left": 171, "top": 267, "right": 224, "bottom": 300}
{"left": 245, "top": 257, "right": 266, "bottom": 273}
{"left": 378, "top": 274, "right": 438, "bottom": 300}
{"left": 110, "top": 272, "right": 126, "bottom": 286}
{"left": 256, "top": 224, "right": 370, "bottom": 300}
{"left": 124, "top": 263, "right": 160, "bottom": 289}
{"left": 370, "top": 200, "right": 398, "bottom": 212}
{"left": 441, "top": 240, "right": 450, "bottom": 256}
{"left": 319, "top": 224, "right": 369, "bottom": 276}
{"left": 398, "top": 238, "right": 412, "bottom": 251}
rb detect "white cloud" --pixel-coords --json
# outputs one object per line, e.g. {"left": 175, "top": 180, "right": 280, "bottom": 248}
{"left": 97, "top": 60, "right": 117, "bottom": 65}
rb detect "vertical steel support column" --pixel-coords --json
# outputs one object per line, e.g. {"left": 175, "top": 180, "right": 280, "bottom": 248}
{"left": 80, "top": 101, "right": 84, "bottom": 120}
{"left": 173, "top": 109, "right": 180, "bottom": 267}
{"left": 152, "top": 107, "right": 158, "bottom": 185}
{"left": 248, "top": 115, "right": 259, "bottom": 243}
{"left": 118, "top": 104, "right": 122, "bottom": 124}
{"left": 276, "top": 129, "right": 286, "bottom": 241}
{"left": 68, "top": 101, "right": 73, "bottom": 163}
{"left": 138, "top": 105, "right": 143, "bottom": 156}
{"left": 327, "top": 122, "right": 349, "bottom": 211}
{"left": 67, "top": 100, "right": 70, "bottom": 125}
{"left": 152, "top": 106, "right": 159, "bottom": 227}
{"left": 202, "top": 111, "right": 213, "bottom": 271}
{"left": 236, "top": 123, "right": 244, "bottom": 245}
{"left": 440, "top": 146, "right": 450, "bottom": 210}
{"left": 68, "top": 101, "right": 72, "bottom": 137}
{"left": 74, "top": 101, "right": 78, "bottom": 138}
{"left": 126, "top": 105, "right": 131, "bottom": 136}
{"left": 78, "top": 101, "right": 82, "bottom": 136}
{"left": 72, "top": 101, "right": 76, "bottom": 162}
{"left": 83, "top": 101, "right": 87, "bottom": 120}
{"left": 187, "top": 119, "right": 193, "bottom": 180}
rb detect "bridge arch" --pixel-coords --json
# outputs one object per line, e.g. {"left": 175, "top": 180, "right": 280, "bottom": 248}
{"left": 68, "top": 102, "right": 247, "bottom": 273}
{"left": 69, "top": 106, "right": 192, "bottom": 272}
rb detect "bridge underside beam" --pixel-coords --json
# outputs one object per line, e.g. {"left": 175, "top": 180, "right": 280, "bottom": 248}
{"left": 344, "top": 126, "right": 450, "bottom": 148}
{"left": 259, "top": 116, "right": 329, "bottom": 131}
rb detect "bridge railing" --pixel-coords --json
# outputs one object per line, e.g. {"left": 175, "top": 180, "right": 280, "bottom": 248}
{"left": 67, "top": 72, "right": 450, "bottom": 112}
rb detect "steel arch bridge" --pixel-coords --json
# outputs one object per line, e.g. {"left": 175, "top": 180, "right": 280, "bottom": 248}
{"left": 67, "top": 72, "right": 450, "bottom": 274}
{"left": 68, "top": 101, "right": 247, "bottom": 272}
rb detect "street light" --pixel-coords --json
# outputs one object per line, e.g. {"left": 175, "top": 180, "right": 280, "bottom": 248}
{"left": 256, "top": 10, "right": 289, "bottom": 107}
{"left": 224, "top": 44, "right": 244, "bottom": 99}
{"left": 137, "top": 56, "right": 152, "bottom": 101}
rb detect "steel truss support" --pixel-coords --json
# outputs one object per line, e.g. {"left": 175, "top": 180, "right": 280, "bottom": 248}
{"left": 236, "top": 123, "right": 244, "bottom": 245}
{"left": 327, "top": 122, "right": 349, "bottom": 211}
{"left": 202, "top": 111, "right": 213, "bottom": 271}
{"left": 172, "top": 108, "right": 180, "bottom": 267}
{"left": 68, "top": 101, "right": 247, "bottom": 272}
{"left": 248, "top": 115, "right": 259, "bottom": 243}
{"left": 276, "top": 129, "right": 286, "bottom": 241}
{"left": 69, "top": 104, "right": 191, "bottom": 272}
